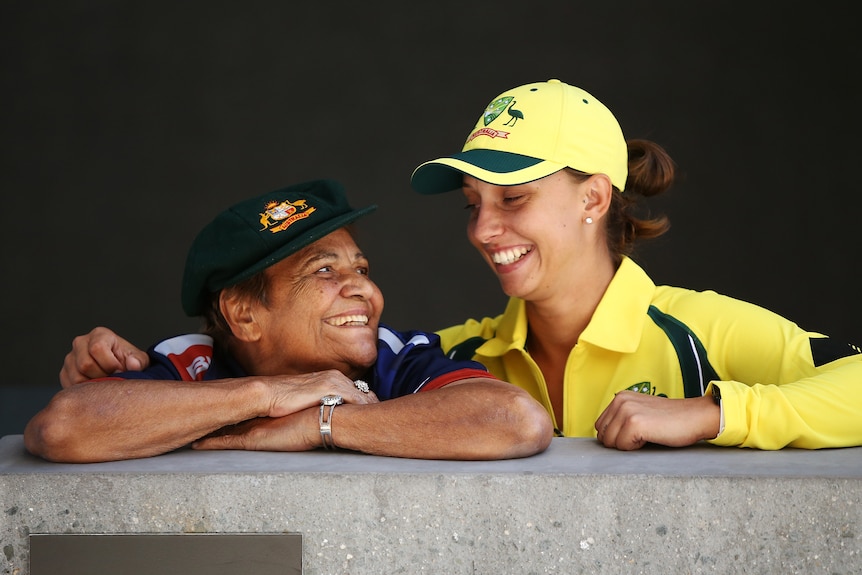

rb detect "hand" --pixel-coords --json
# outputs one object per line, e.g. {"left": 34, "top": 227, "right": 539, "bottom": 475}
{"left": 59, "top": 327, "right": 150, "bottom": 387}
{"left": 192, "top": 408, "right": 320, "bottom": 452}
{"left": 263, "top": 369, "right": 379, "bottom": 418}
{"left": 594, "top": 391, "right": 720, "bottom": 451}
{"left": 195, "top": 371, "right": 379, "bottom": 452}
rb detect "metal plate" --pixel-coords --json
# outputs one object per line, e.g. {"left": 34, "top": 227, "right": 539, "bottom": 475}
{"left": 29, "top": 533, "right": 302, "bottom": 575}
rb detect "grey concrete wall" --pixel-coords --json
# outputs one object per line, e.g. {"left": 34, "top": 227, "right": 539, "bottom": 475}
{"left": 2, "top": 436, "right": 861, "bottom": 574}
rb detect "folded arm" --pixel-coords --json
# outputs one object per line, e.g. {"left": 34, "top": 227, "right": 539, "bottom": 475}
{"left": 194, "top": 377, "right": 554, "bottom": 460}
{"left": 24, "top": 370, "right": 376, "bottom": 463}
{"left": 51, "top": 327, "right": 553, "bottom": 461}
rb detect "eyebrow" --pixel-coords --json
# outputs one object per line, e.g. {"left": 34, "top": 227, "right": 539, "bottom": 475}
{"left": 301, "top": 250, "right": 367, "bottom": 268}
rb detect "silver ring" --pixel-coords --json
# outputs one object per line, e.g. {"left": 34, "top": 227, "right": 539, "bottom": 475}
{"left": 353, "top": 379, "right": 370, "bottom": 393}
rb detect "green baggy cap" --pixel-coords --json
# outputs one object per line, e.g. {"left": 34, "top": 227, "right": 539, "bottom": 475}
{"left": 181, "top": 179, "right": 377, "bottom": 316}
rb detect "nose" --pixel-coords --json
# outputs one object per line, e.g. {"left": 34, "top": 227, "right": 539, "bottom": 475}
{"left": 469, "top": 204, "right": 504, "bottom": 245}
{"left": 341, "top": 272, "right": 377, "bottom": 300}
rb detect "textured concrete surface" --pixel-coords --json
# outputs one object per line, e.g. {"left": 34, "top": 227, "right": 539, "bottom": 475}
{"left": 2, "top": 435, "right": 861, "bottom": 574}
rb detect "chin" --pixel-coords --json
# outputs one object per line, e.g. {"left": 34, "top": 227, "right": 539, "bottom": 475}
{"left": 497, "top": 278, "right": 525, "bottom": 298}
{"left": 348, "top": 349, "right": 378, "bottom": 371}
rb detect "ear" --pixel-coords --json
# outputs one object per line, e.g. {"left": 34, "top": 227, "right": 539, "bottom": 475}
{"left": 583, "top": 174, "right": 613, "bottom": 219}
{"left": 219, "top": 290, "right": 262, "bottom": 343}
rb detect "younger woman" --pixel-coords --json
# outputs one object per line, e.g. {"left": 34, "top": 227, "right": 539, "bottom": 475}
{"left": 410, "top": 79, "right": 862, "bottom": 450}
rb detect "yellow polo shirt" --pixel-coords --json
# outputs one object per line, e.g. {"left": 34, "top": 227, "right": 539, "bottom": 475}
{"left": 436, "top": 257, "right": 862, "bottom": 449}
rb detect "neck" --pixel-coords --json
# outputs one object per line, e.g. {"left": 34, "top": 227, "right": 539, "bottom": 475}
{"left": 227, "top": 339, "right": 262, "bottom": 375}
{"left": 524, "top": 255, "right": 616, "bottom": 356}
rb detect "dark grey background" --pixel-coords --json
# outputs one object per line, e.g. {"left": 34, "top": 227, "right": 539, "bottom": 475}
{"left": 2, "top": 2, "right": 860, "bottom": 435}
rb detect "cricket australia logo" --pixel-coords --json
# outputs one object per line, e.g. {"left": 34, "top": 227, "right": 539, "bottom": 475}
{"left": 482, "top": 96, "right": 515, "bottom": 125}
{"left": 482, "top": 95, "right": 524, "bottom": 126}
{"left": 259, "top": 198, "right": 316, "bottom": 233}
{"left": 467, "top": 95, "right": 524, "bottom": 143}
{"left": 626, "top": 382, "right": 668, "bottom": 398}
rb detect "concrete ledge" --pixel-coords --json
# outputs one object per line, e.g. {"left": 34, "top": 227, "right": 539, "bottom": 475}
{"left": 2, "top": 435, "right": 861, "bottom": 574}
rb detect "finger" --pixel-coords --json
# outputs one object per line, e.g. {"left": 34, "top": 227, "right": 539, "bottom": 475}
{"left": 59, "top": 335, "right": 123, "bottom": 387}
{"left": 594, "top": 412, "right": 608, "bottom": 436}
{"left": 59, "top": 351, "right": 94, "bottom": 388}
{"left": 309, "top": 374, "right": 379, "bottom": 405}
{"left": 192, "top": 434, "right": 248, "bottom": 451}
{"left": 342, "top": 388, "right": 379, "bottom": 405}
{"left": 604, "top": 400, "right": 650, "bottom": 451}
{"left": 120, "top": 348, "right": 149, "bottom": 372}
{"left": 79, "top": 327, "right": 145, "bottom": 372}
{"left": 85, "top": 336, "right": 126, "bottom": 374}
{"left": 596, "top": 401, "right": 628, "bottom": 448}
{"left": 597, "top": 420, "right": 617, "bottom": 448}
{"left": 594, "top": 397, "right": 619, "bottom": 443}
{"left": 613, "top": 423, "right": 648, "bottom": 451}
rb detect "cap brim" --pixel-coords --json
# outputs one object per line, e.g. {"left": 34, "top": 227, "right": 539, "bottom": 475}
{"left": 411, "top": 149, "right": 566, "bottom": 194}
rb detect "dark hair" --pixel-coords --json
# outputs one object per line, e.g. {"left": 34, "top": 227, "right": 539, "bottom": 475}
{"left": 201, "top": 271, "right": 270, "bottom": 349}
{"left": 569, "top": 138, "right": 674, "bottom": 266}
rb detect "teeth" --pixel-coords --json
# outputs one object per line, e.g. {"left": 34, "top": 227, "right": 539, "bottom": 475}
{"left": 325, "top": 315, "right": 369, "bottom": 327}
{"left": 492, "top": 247, "right": 530, "bottom": 265}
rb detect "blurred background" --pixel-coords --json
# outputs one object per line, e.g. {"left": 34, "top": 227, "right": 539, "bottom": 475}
{"left": 2, "top": 2, "right": 860, "bottom": 436}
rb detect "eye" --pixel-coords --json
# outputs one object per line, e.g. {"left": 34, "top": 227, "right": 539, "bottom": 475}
{"left": 462, "top": 191, "right": 480, "bottom": 212}
{"left": 503, "top": 194, "right": 525, "bottom": 204}
{"left": 356, "top": 266, "right": 369, "bottom": 276}
{"left": 315, "top": 266, "right": 334, "bottom": 274}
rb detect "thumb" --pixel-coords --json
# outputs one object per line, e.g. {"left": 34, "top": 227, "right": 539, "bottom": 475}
{"left": 120, "top": 348, "right": 149, "bottom": 372}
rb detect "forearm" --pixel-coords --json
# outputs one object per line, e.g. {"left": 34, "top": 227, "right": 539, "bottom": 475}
{"left": 330, "top": 378, "right": 553, "bottom": 460}
{"left": 24, "top": 378, "right": 267, "bottom": 462}
{"left": 710, "top": 360, "right": 862, "bottom": 449}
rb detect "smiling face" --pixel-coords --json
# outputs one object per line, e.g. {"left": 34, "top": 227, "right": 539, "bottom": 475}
{"left": 462, "top": 170, "right": 602, "bottom": 303}
{"left": 243, "top": 228, "right": 383, "bottom": 379}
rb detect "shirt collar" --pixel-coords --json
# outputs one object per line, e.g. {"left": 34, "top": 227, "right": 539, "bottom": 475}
{"left": 476, "top": 257, "right": 656, "bottom": 357}
{"left": 579, "top": 257, "right": 655, "bottom": 353}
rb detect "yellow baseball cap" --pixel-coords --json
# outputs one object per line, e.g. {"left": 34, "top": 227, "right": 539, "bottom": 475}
{"left": 411, "top": 79, "right": 628, "bottom": 194}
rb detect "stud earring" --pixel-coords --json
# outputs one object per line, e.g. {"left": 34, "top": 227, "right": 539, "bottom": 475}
{"left": 585, "top": 217, "right": 593, "bottom": 224}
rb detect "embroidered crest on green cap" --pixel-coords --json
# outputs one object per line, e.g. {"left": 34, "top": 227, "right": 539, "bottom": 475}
{"left": 259, "top": 198, "right": 315, "bottom": 232}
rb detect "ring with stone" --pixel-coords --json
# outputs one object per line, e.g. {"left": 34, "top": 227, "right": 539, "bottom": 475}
{"left": 353, "top": 379, "right": 370, "bottom": 393}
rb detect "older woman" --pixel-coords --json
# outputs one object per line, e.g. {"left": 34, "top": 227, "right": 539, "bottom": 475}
{"left": 25, "top": 180, "right": 552, "bottom": 463}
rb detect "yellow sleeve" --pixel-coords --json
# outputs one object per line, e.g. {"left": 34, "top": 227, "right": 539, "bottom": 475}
{"left": 436, "top": 316, "right": 502, "bottom": 356}
{"left": 708, "top": 356, "right": 862, "bottom": 449}
{"left": 663, "top": 289, "right": 862, "bottom": 450}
